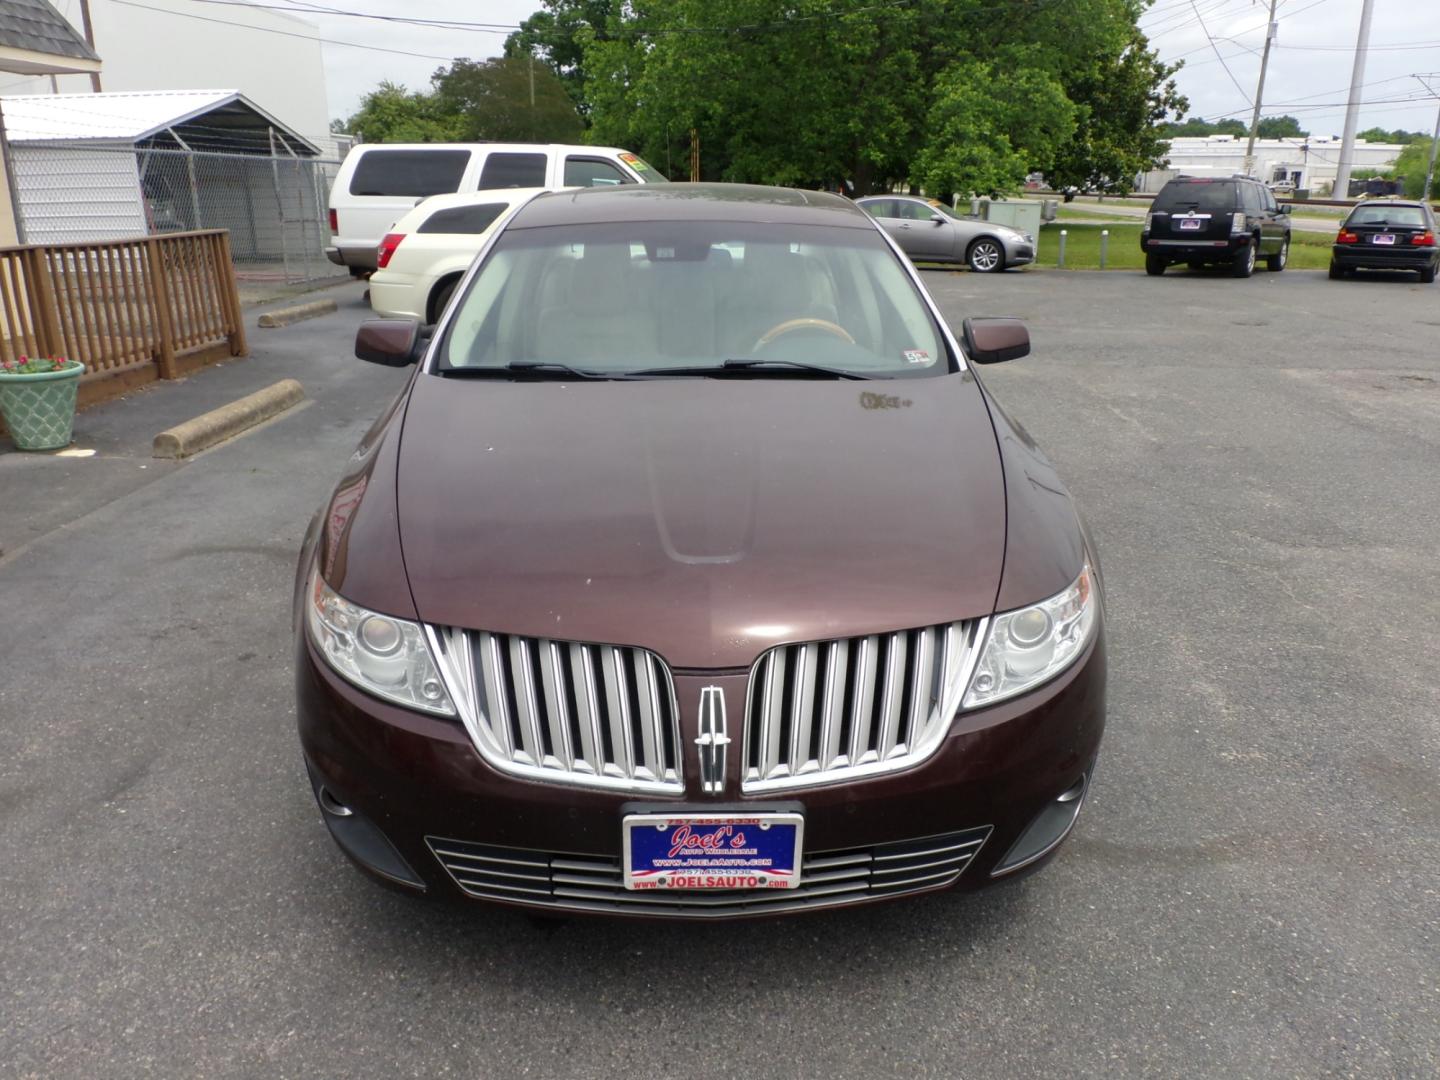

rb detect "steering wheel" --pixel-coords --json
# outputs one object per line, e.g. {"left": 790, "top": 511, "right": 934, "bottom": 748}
{"left": 753, "top": 317, "right": 855, "bottom": 351}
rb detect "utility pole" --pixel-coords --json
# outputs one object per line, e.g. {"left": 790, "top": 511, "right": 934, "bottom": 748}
{"left": 1419, "top": 75, "right": 1440, "bottom": 203}
{"left": 1243, "top": 0, "right": 1280, "bottom": 178}
{"left": 1332, "top": 0, "right": 1376, "bottom": 200}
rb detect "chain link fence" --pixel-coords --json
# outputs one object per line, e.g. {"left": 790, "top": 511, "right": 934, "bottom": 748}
{"left": 9, "top": 143, "right": 346, "bottom": 284}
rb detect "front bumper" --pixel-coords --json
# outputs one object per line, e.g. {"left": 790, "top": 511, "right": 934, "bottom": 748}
{"left": 296, "top": 624, "right": 1107, "bottom": 918}
{"left": 1006, "top": 242, "right": 1036, "bottom": 266}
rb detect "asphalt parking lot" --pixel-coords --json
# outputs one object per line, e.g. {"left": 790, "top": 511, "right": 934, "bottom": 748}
{"left": 2, "top": 267, "right": 1437, "bottom": 1078}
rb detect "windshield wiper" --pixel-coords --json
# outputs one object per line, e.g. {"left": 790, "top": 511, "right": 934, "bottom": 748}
{"left": 627, "top": 358, "right": 876, "bottom": 380}
{"left": 439, "top": 361, "right": 636, "bottom": 380}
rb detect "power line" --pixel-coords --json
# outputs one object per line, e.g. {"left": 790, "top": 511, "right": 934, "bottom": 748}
{"left": 1189, "top": 0, "right": 1252, "bottom": 103}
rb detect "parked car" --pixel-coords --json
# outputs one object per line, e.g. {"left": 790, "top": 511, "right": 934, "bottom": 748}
{"left": 368, "top": 189, "right": 542, "bottom": 322}
{"left": 1141, "top": 176, "right": 1291, "bottom": 277}
{"left": 326, "top": 143, "right": 662, "bottom": 275}
{"left": 855, "top": 195, "right": 1035, "bottom": 272}
{"left": 295, "top": 183, "right": 1105, "bottom": 919}
{"left": 1328, "top": 200, "right": 1438, "bottom": 284}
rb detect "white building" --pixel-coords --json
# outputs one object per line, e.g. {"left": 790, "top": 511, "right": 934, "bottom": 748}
{"left": 3, "top": 0, "right": 335, "bottom": 156}
{"left": 1141, "top": 134, "right": 1407, "bottom": 195}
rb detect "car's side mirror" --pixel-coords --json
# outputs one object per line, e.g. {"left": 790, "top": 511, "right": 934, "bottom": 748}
{"left": 1278, "top": 204, "right": 1293, "bottom": 214}
{"left": 930, "top": 215, "right": 946, "bottom": 225}
{"left": 962, "top": 317, "right": 1030, "bottom": 364}
{"left": 355, "top": 318, "right": 426, "bottom": 367}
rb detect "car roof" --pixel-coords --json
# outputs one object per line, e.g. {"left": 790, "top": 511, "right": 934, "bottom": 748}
{"left": 507, "top": 183, "right": 872, "bottom": 230}
{"left": 1349, "top": 200, "right": 1426, "bottom": 209}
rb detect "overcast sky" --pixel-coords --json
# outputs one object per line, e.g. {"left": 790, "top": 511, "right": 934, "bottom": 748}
{"left": 287, "top": 0, "right": 1440, "bottom": 138}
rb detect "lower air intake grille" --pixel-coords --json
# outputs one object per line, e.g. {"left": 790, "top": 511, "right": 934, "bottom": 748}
{"left": 426, "top": 827, "right": 991, "bottom": 917}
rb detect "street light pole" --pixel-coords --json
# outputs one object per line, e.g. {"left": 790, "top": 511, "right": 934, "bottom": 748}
{"left": 1243, "top": 0, "right": 1280, "bottom": 178}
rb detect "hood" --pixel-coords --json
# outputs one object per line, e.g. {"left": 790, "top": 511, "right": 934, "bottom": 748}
{"left": 395, "top": 370, "right": 1006, "bottom": 669}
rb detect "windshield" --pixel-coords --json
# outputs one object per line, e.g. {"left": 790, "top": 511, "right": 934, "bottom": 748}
{"left": 438, "top": 221, "right": 950, "bottom": 378}
{"left": 1153, "top": 182, "right": 1236, "bottom": 213}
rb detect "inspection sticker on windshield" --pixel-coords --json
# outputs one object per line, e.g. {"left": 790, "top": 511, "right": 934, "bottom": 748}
{"left": 903, "top": 349, "right": 932, "bottom": 365}
{"left": 623, "top": 813, "right": 803, "bottom": 890}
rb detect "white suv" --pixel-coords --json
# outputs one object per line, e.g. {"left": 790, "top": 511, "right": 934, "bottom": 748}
{"left": 326, "top": 143, "right": 662, "bottom": 274}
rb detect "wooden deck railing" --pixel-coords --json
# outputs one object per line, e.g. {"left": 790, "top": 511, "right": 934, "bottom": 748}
{"left": 0, "top": 230, "right": 247, "bottom": 403}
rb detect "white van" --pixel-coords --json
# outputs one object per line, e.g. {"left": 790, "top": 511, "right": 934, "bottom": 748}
{"left": 325, "top": 143, "right": 662, "bottom": 273}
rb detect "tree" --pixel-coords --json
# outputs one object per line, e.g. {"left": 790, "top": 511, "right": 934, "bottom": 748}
{"left": 433, "top": 58, "right": 585, "bottom": 143}
{"left": 1255, "top": 115, "right": 1306, "bottom": 139}
{"left": 1163, "top": 116, "right": 1245, "bottom": 137}
{"left": 503, "top": 0, "right": 617, "bottom": 118}
{"left": 576, "top": 0, "right": 1182, "bottom": 195}
{"left": 1358, "top": 126, "right": 1428, "bottom": 144}
{"left": 341, "top": 81, "right": 459, "bottom": 143}
{"left": 1393, "top": 139, "right": 1437, "bottom": 197}
{"left": 912, "top": 60, "right": 1075, "bottom": 196}
{"left": 1049, "top": 23, "right": 1187, "bottom": 193}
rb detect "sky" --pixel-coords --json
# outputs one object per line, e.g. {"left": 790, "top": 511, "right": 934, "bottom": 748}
{"left": 258, "top": 0, "right": 1440, "bottom": 138}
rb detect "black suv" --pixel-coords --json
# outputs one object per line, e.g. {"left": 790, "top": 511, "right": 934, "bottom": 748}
{"left": 1141, "top": 176, "right": 1292, "bottom": 278}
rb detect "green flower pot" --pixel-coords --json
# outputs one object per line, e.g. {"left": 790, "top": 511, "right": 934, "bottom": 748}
{"left": 0, "top": 362, "right": 84, "bottom": 451}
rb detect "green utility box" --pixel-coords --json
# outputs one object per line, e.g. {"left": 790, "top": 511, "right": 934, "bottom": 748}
{"left": 982, "top": 199, "right": 1043, "bottom": 238}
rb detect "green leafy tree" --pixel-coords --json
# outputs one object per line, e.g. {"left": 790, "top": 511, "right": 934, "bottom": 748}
{"left": 342, "top": 81, "right": 459, "bottom": 143}
{"left": 1393, "top": 139, "right": 1437, "bottom": 197}
{"left": 1049, "top": 23, "right": 1187, "bottom": 193}
{"left": 433, "top": 57, "right": 585, "bottom": 143}
{"left": 1163, "top": 116, "right": 1245, "bottom": 137}
{"left": 1358, "top": 126, "right": 1428, "bottom": 144}
{"left": 912, "top": 60, "right": 1075, "bottom": 196}
{"left": 504, "top": 0, "right": 617, "bottom": 118}
{"left": 1255, "top": 115, "right": 1306, "bottom": 139}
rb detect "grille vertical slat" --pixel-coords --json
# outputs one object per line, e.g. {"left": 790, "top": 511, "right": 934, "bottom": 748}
{"left": 601, "top": 647, "right": 634, "bottom": 779}
{"left": 818, "top": 640, "right": 848, "bottom": 770}
{"left": 571, "top": 643, "right": 604, "bottom": 776}
{"left": 789, "top": 643, "right": 818, "bottom": 775}
{"left": 905, "top": 628, "right": 934, "bottom": 751}
{"left": 434, "top": 628, "right": 682, "bottom": 793}
{"left": 876, "top": 631, "right": 907, "bottom": 760}
{"left": 538, "top": 641, "right": 574, "bottom": 770}
{"left": 847, "top": 636, "right": 879, "bottom": 766}
{"left": 509, "top": 636, "right": 546, "bottom": 766}
{"left": 743, "top": 620, "right": 983, "bottom": 792}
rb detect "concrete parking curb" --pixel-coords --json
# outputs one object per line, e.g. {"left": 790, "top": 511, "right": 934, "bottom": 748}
{"left": 152, "top": 379, "right": 305, "bottom": 459}
{"left": 258, "top": 298, "right": 338, "bottom": 328}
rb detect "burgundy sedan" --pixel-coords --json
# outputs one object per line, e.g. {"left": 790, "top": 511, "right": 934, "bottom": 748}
{"left": 294, "top": 183, "right": 1105, "bottom": 918}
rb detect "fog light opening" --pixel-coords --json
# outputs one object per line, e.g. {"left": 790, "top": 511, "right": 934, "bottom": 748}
{"left": 990, "top": 770, "right": 1090, "bottom": 877}
{"left": 317, "top": 786, "right": 355, "bottom": 818}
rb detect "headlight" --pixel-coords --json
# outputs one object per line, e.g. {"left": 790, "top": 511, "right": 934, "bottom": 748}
{"left": 963, "top": 564, "right": 1098, "bottom": 709}
{"left": 305, "top": 568, "right": 455, "bottom": 716}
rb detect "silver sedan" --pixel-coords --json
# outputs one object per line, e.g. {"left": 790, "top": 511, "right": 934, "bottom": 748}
{"left": 857, "top": 195, "right": 1035, "bottom": 272}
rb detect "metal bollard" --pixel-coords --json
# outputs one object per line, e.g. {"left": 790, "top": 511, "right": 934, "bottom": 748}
{"left": 1058, "top": 229, "right": 1067, "bottom": 268}
{"left": 1100, "top": 229, "right": 1109, "bottom": 270}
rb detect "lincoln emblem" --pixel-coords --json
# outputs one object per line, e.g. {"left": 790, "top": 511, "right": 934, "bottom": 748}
{"left": 694, "top": 687, "right": 730, "bottom": 795}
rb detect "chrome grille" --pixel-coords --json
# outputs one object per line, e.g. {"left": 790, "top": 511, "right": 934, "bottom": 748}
{"left": 427, "top": 827, "right": 991, "bottom": 917}
{"left": 429, "top": 628, "right": 683, "bottom": 794}
{"left": 742, "top": 620, "right": 985, "bottom": 792}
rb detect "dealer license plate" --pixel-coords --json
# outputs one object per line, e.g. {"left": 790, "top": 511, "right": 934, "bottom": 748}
{"left": 623, "top": 813, "right": 804, "bottom": 890}
{"left": 1374, "top": 233, "right": 1397, "bottom": 245}
{"left": 1179, "top": 218, "right": 1203, "bottom": 231}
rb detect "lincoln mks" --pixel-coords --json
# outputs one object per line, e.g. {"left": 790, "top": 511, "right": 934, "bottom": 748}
{"left": 293, "top": 184, "right": 1106, "bottom": 918}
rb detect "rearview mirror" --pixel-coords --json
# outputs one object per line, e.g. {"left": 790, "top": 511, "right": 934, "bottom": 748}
{"left": 1278, "top": 203, "right": 1293, "bottom": 214}
{"left": 930, "top": 215, "right": 946, "bottom": 225}
{"left": 355, "top": 319, "right": 426, "bottom": 367}
{"left": 961, "top": 317, "right": 1030, "bottom": 364}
